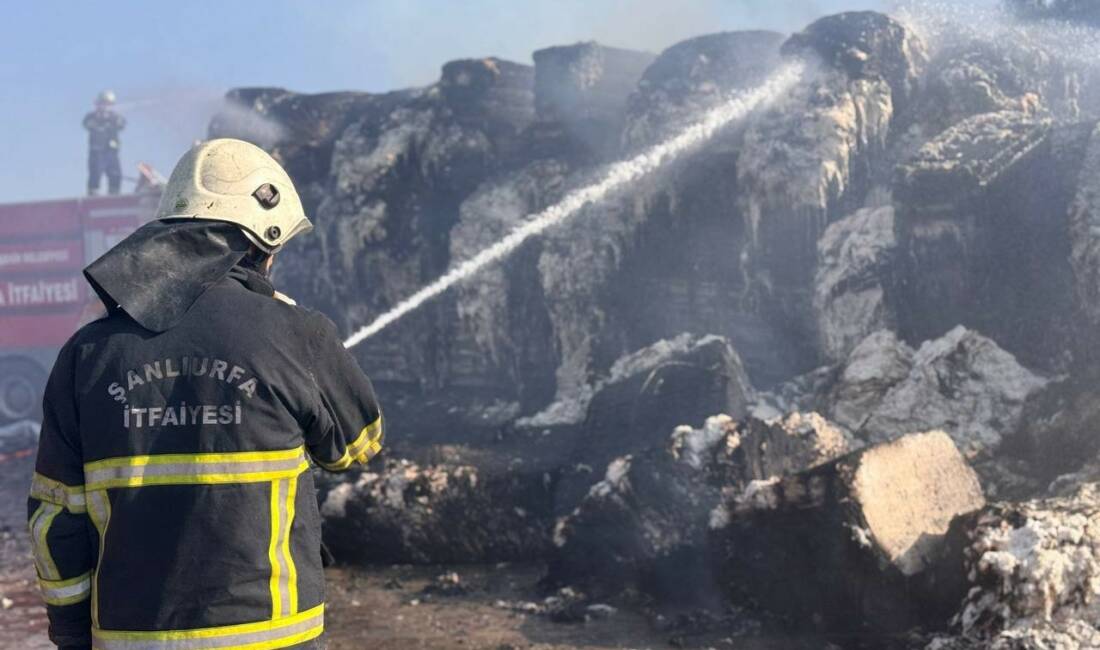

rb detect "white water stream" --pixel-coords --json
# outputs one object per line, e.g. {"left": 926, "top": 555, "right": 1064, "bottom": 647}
{"left": 345, "top": 62, "right": 806, "bottom": 349}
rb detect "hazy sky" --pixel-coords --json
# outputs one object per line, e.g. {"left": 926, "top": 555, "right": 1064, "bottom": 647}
{"left": 1, "top": 1, "right": 891, "bottom": 203}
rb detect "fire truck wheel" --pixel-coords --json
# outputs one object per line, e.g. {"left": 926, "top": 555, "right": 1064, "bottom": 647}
{"left": 0, "top": 357, "right": 46, "bottom": 425}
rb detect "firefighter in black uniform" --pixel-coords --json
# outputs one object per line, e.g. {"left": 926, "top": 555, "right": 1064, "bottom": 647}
{"left": 28, "top": 139, "right": 384, "bottom": 649}
{"left": 83, "top": 90, "right": 126, "bottom": 195}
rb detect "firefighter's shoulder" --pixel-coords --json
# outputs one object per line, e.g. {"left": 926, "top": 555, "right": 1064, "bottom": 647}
{"left": 293, "top": 305, "right": 345, "bottom": 348}
{"left": 75, "top": 299, "right": 109, "bottom": 328}
{"left": 63, "top": 308, "right": 135, "bottom": 360}
{"left": 265, "top": 293, "right": 341, "bottom": 344}
{"left": 272, "top": 290, "right": 296, "bottom": 306}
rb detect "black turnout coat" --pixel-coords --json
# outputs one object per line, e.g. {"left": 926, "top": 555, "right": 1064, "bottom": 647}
{"left": 28, "top": 221, "right": 383, "bottom": 649}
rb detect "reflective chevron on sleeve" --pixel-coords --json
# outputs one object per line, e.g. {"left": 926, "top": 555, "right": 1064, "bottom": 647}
{"left": 29, "top": 502, "right": 63, "bottom": 580}
{"left": 29, "top": 473, "right": 87, "bottom": 513}
{"left": 39, "top": 571, "right": 92, "bottom": 606}
{"left": 349, "top": 416, "right": 384, "bottom": 462}
{"left": 316, "top": 416, "right": 383, "bottom": 471}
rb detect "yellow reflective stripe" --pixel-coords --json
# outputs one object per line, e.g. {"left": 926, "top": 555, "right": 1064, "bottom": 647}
{"left": 317, "top": 417, "right": 384, "bottom": 470}
{"left": 30, "top": 502, "right": 62, "bottom": 580}
{"left": 84, "top": 449, "right": 308, "bottom": 490}
{"left": 348, "top": 417, "right": 384, "bottom": 462}
{"left": 316, "top": 452, "right": 353, "bottom": 471}
{"left": 39, "top": 571, "right": 92, "bottom": 606}
{"left": 86, "top": 489, "right": 112, "bottom": 628}
{"left": 29, "top": 473, "right": 87, "bottom": 513}
{"left": 92, "top": 603, "right": 323, "bottom": 649}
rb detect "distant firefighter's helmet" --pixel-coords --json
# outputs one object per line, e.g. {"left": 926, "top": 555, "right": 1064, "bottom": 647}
{"left": 96, "top": 90, "right": 116, "bottom": 106}
{"left": 154, "top": 138, "right": 313, "bottom": 252}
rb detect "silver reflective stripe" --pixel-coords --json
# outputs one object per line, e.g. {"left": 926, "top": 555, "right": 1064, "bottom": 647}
{"left": 86, "top": 491, "right": 111, "bottom": 535}
{"left": 92, "top": 604, "right": 324, "bottom": 650}
{"left": 30, "top": 502, "right": 62, "bottom": 580}
{"left": 271, "top": 478, "right": 292, "bottom": 617}
{"left": 84, "top": 449, "right": 307, "bottom": 490}
{"left": 29, "top": 473, "right": 86, "bottom": 513}
{"left": 86, "top": 456, "right": 304, "bottom": 487}
{"left": 40, "top": 572, "right": 91, "bottom": 605}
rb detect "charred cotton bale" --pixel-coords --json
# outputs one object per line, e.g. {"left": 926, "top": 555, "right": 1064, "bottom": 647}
{"left": 580, "top": 335, "right": 753, "bottom": 458}
{"left": 547, "top": 446, "right": 724, "bottom": 603}
{"left": 813, "top": 206, "right": 899, "bottom": 362}
{"left": 621, "top": 31, "right": 784, "bottom": 149}
{"left": 550, "top": 335, "right": 752, "bottom": 509}
{"left": 1013, "top": 370, "right": 1100, "bottom": 481}
{"left": 1069, "top": 123, "right": 1100, "bottom": 330}
{"left": 916, "top": 39, "right": 1080, "bottom": 133}
{"left": 532, "top": 42, "right": 654, "bottom": 157}
{"left": 893, "top": 111, "right": 1075, "bottom": 358}
{"left": 318, "top": 452, "right": 554, "bottom": 564}
{"left": 304, "top": 55, "right": 536, "bottom": 414}
{"left": 439, "top": 58, "right": 536, "bottom": 132}
{"left": 709, "top": 411, "right": 859, "bottom": 487}
{"left": 782, "top": 11, "right": 927, "bottom": 111}
{"left": 735, "top": 13, "right": 921, "bottom": 364}
{"left": 931, "top": 481, "right": 1100, "bottom": 649}
{"left": 896, "top": 111, "right": 1052, "bottom": 208}
{"left": 711, "top": 430, "right": 985, "bottom": 635}
{"left": 828, "top": 327, "right": 1047, "bottom": 454}
{"left": 548, "top": 412, "right": 858, "bottom": 601}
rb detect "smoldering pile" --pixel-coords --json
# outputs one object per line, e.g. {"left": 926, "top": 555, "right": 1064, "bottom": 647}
{"left": 212, "top": 4, "right": 1100, "bottom": 648}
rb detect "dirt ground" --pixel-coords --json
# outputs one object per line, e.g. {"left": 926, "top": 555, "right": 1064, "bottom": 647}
{"left": 0, "top": 450, "right": 828, "bottom": 650}
{"left": 1, "top": 451, "right": 52, "bottom": 650}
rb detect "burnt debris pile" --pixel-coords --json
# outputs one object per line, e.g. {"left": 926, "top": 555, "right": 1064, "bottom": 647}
{"left": 212, "top": 6, "right": 1100, "bottom": 648}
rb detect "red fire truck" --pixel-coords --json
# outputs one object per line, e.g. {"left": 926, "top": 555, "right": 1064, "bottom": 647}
{"left": 0, "top": 193, "right": 159, "bottom": 424}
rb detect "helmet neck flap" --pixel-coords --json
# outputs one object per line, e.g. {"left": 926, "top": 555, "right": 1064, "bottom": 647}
{"left": 83, "top": 220, "right": 254, "bottom": 333}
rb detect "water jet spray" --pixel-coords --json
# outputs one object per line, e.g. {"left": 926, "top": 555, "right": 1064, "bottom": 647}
{"left": 895, "top": 0, "right": 1100, "bottom": 67}
{"left": 343, "top": 62, "right": 806, "bottom": 349}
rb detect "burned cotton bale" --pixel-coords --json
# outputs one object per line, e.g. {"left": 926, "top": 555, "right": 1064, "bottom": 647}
{"left": 553, "top": 335, "right": 752, "bottom": 510}
{"left": 319, "top": 455, "right": 554, "bottom": 564}
{"left": 547, "top": 448, "right": 724, "bottom": 603}
{"left": 547, "top": 413, "right": 857, "bottom": 603}
{"left": 710, "top": 430, "right": 985, "bottom": 635}
{"left": 936, "top": 481, "right": 1100, "bottom": 649}
{"left": 532, "top": 42, "right": 654, "bottom": 157}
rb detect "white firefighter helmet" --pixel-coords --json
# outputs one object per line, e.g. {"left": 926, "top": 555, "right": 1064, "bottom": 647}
{"left": 154, "top": 138, "right": 312, "bottom": 252}
{"left": 96, "top": 90, "right": 116, "bottom": 106}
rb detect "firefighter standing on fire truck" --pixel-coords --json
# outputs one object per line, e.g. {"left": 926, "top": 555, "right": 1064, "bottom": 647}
{"left": 83, "top": 90, "right": 126, "bottom": 196}
{"left": 28, "top": 138, "right": 383, "bottom": 649}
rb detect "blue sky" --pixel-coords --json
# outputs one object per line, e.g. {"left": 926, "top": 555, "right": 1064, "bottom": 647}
{"left": 1, "top": 1, "right": 890, "bottom": 203}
